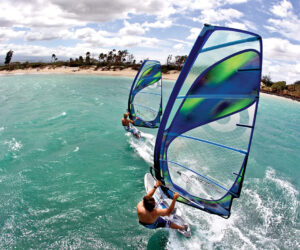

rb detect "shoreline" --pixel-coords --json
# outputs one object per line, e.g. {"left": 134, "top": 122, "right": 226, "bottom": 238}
{"left": 1, "top": 66, "right": 299, "bottom": 102}
{"left": 0, "top": 66, "right": 180, "bottom": 81}
{"left": 260, "top": 89, "right": 300, "bottom": 103}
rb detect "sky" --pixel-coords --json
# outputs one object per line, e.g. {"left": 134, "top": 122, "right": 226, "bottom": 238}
{"left": 0, "top": 0, "right": 300, "bottom": 83}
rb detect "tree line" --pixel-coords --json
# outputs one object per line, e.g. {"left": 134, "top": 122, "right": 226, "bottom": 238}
{"left": 261, "top": 75, "right": 300, "bottom": 99}
{"left": 2, "top": 49, "right": 300, "bottom": 96}
{"left": 1, "top": 49, "right": 189, "bottom": 72}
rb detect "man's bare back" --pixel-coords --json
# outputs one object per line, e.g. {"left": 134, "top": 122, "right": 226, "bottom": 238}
{"left": 122, "top": 113, "right": 136, "bottom": 127}
{"left": 137, "top": 180, "right": 185, "bottom": 230}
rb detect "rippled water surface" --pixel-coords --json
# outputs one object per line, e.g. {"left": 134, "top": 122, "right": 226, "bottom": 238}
{"left": 0, "top": 74, "right": 299, "bottom": 249}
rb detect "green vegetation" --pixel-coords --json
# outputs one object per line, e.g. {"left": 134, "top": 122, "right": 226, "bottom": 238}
{"left": 161, "top": 55, "right": 188, "bottom": 73}
{"left": 271, "top": 81, "right": 286, "bottom": 91}
{"left": 261, "top": 75, "right": 273, "bottom": 87}
{"left": 0, "top": 49, "right": 188, "bottom": 73}
{"left": 261, "top": 75, "right": 300, "bottom": 100}
{"left": 5, "top": 50, "right": 14, "bottom": 65}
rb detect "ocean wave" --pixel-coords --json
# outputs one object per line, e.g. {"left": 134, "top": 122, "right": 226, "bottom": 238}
{"left": 47, "top": 111, "right": 67, "bottom": 121}
{"left": 166, "top": 167, "right": 299, "bottom": 249}
{"left": 4, "top": 138, "right": 23, "bottom": 152}
{"left": 127, "top": 131, "right": 155, "bottom": 164}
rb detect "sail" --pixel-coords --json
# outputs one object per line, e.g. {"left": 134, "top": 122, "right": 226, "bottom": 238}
{"left": 153, "top": 25, "right": 263, "bottom": 218}
{"left": 128, "top": 60, "right": 162, "bottom": 128}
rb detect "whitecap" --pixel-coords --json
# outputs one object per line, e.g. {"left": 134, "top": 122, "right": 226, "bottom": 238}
{"left": 127, "top": 132, "right": 155, "bottom": 164}
{"left": 4, "top": 138, "right": 23, "bottom": 152}
{"left": 47, "top": 111, "right": 67, "bottom": 121}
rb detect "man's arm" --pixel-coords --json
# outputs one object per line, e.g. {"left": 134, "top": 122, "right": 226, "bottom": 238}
{"left": 156, "top": 193, "right": 180, "bottom": 217}
{"left": 145, "top": 180, "right": 162, "bottom": 198}
{"left": 130, "top": 117, "right": 138, "bottom": 124}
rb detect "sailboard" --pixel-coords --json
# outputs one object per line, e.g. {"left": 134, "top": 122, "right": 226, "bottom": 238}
{"left": 152, "top": 24, "right": 263, "bottom": 218}
{"left": 128, "top": 60, "right": 162, "bottom": 128}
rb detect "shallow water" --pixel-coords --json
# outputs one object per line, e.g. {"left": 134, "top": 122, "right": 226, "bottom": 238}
{"left": 0, "top": 74, "right": 299, "bottom": 249}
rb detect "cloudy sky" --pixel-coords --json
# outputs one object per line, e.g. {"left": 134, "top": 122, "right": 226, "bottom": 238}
{"left": 0, "top": 0, "right": 299, "bottom": 83}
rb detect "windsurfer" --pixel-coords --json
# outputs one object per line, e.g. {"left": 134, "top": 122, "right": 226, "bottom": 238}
{"left": 137, "top": 180, "right": 187, "bottom": 231}
{"left": 122, "top": 112, "right": 140, "bottom": 138}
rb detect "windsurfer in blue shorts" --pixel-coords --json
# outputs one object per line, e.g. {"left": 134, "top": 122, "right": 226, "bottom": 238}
{"left": 137, "top": 180, "right": 187, "bottom": 231}
{"left": 122, "top": 112, "right": 141, "bottom": 138}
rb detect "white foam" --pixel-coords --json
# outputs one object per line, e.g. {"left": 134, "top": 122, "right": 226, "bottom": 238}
{"left": 0, "top": 126, "right": 4, "bottom": 132}
{"left": 165, "top": 165, "right": 300, "bottom": 249}
{"left": 73, "top": 147, "right": 79, "bottom": 152}
{"left": 4, "top": 138, "right": 23, "bottom": 152}
{"left": 127, "top": 132, "right": 155, "bottom": 164}
{"left": 266, "top": 167, "right": 299, "bottom": 198}
{"left": 47, "top": 111, "right": 67, "bottom": 121}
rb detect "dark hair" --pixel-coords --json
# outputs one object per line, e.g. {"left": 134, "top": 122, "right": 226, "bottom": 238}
{"left": 143, "top": 196, "right": 155, "bottom": 212}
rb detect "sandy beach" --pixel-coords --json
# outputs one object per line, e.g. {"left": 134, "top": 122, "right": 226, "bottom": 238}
{"left": 0, "top": 66, "right": 180, "bottom": 81}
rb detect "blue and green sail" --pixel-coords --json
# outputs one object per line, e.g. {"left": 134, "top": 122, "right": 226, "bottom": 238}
{"left": 153, "top": 24, "right": 263, "bottom": 218}
{"left": 128, "top": 60, "right": 162, "bottom": 128}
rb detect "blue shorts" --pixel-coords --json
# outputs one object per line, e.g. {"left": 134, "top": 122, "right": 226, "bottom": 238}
{"left": 124, "top": 126, "right": 140, "bottom": 136}
{"left": 139, "top": 217, "right": 170, "bottom": 229}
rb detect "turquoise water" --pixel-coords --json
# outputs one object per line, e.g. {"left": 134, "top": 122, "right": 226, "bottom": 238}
{"left": 0, "top": 74, "right": 299, "bottom": 249}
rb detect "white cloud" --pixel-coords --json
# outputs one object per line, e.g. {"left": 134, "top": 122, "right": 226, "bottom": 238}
{"left": 24, "top": 28, "right": 74, "bottom": 41}
{"left": 142, "top": 19, "right": 173, "bottom": 29}
{"left": 225, "top": 22, "right": 247, "bottom": 30}
{"left": 265, "top": 0, "right": 300, "bottom": 42}
{"left": 0, "top": 0, "right": 84, "bottom": 28}
{"left": 263, "top": 38, "right": 300, "bottom": 83}
{"left": 119, "top": 21, "right": 146, "bottom": 36}
{"left": 193, "top": 8, "right": 243, "bottom": 24}
{"left": 225, "top": 20, "right": 257, "bottom": 31}
{"left": 265, "top": 17, "right": 300, "bottom": 42}
{"left": 263, "top": 59, "right": 300, "bottom": 84}
{"left": 264, "top": 38, "right": 300, "bottom": 62}
{"left": 0, "top": 28, "right": 25, "bottom": 42}
{"left": 173, "top": 43, "right": 184, "bottom": 51}
{"left": 72, "top": 26, "right": 160, "bottom": 48}
{"left": 270, "top": 0, "right": 293, "bottom": 18}
{"left": 171, "top": 0, "right": 222, "bottom": 11}
{"left": 0, "top": 0, "right": 177, "bottom": 28}
{"left": 187, "top": 27, "right": 202, "bottom": 40}
{"left": 225, "top": 0, "right": 248, "bottom": 3}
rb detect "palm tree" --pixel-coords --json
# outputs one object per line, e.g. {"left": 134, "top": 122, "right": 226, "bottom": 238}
{"left": 86, "top": 52, "right": 91, "bottom": 64}
{"left": 5, "top": 50, "right": 14, "bottom": 65}
{"left": 99, "top": 53, "right": 105, "bottom": 62}
{"left": 51, "top": 54, "right": 57, "bottom": 63}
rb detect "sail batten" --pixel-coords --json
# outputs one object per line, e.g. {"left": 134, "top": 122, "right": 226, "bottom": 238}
{"left": 177, "top": 94, "right": 258, "bottom": 99}
{"left": 164, "top": 160, "right": 236, "bottom": 195}
{"left": 167, "top": 133, "right": 248, "bottom": 154}
{"left": 200, "top": 36, "right": 259, "bottom": 53}
{"left": 153, "top": 25, "right": 263, "bottom": 218}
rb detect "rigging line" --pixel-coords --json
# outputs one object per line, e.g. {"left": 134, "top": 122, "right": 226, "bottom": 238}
{"left": 164, "top": 160, "right": 238, "bottom": 197}
{"left": 139, "top": 91, "right": 162, "bottom": 96}
{"left": 200, "top": 36, "right": 259, "bottom": 53}
{"left": 149, "top": 167, "right": 204, "bottom": 209}
{"left": 134, "top": 104, "right": 159, "bottom": 114}
{"left": 168, "top": 133, "right": 247, "bottom": 154}
{"left": 176, "top": 94, "right": 257, "bottom": 99}
{"left": 237, "top": 68, "right": 260, "bottom": 71}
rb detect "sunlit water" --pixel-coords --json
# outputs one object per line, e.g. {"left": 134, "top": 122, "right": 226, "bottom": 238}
{"left": 0, "top": 74, "right": 299, "bottom": 249}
